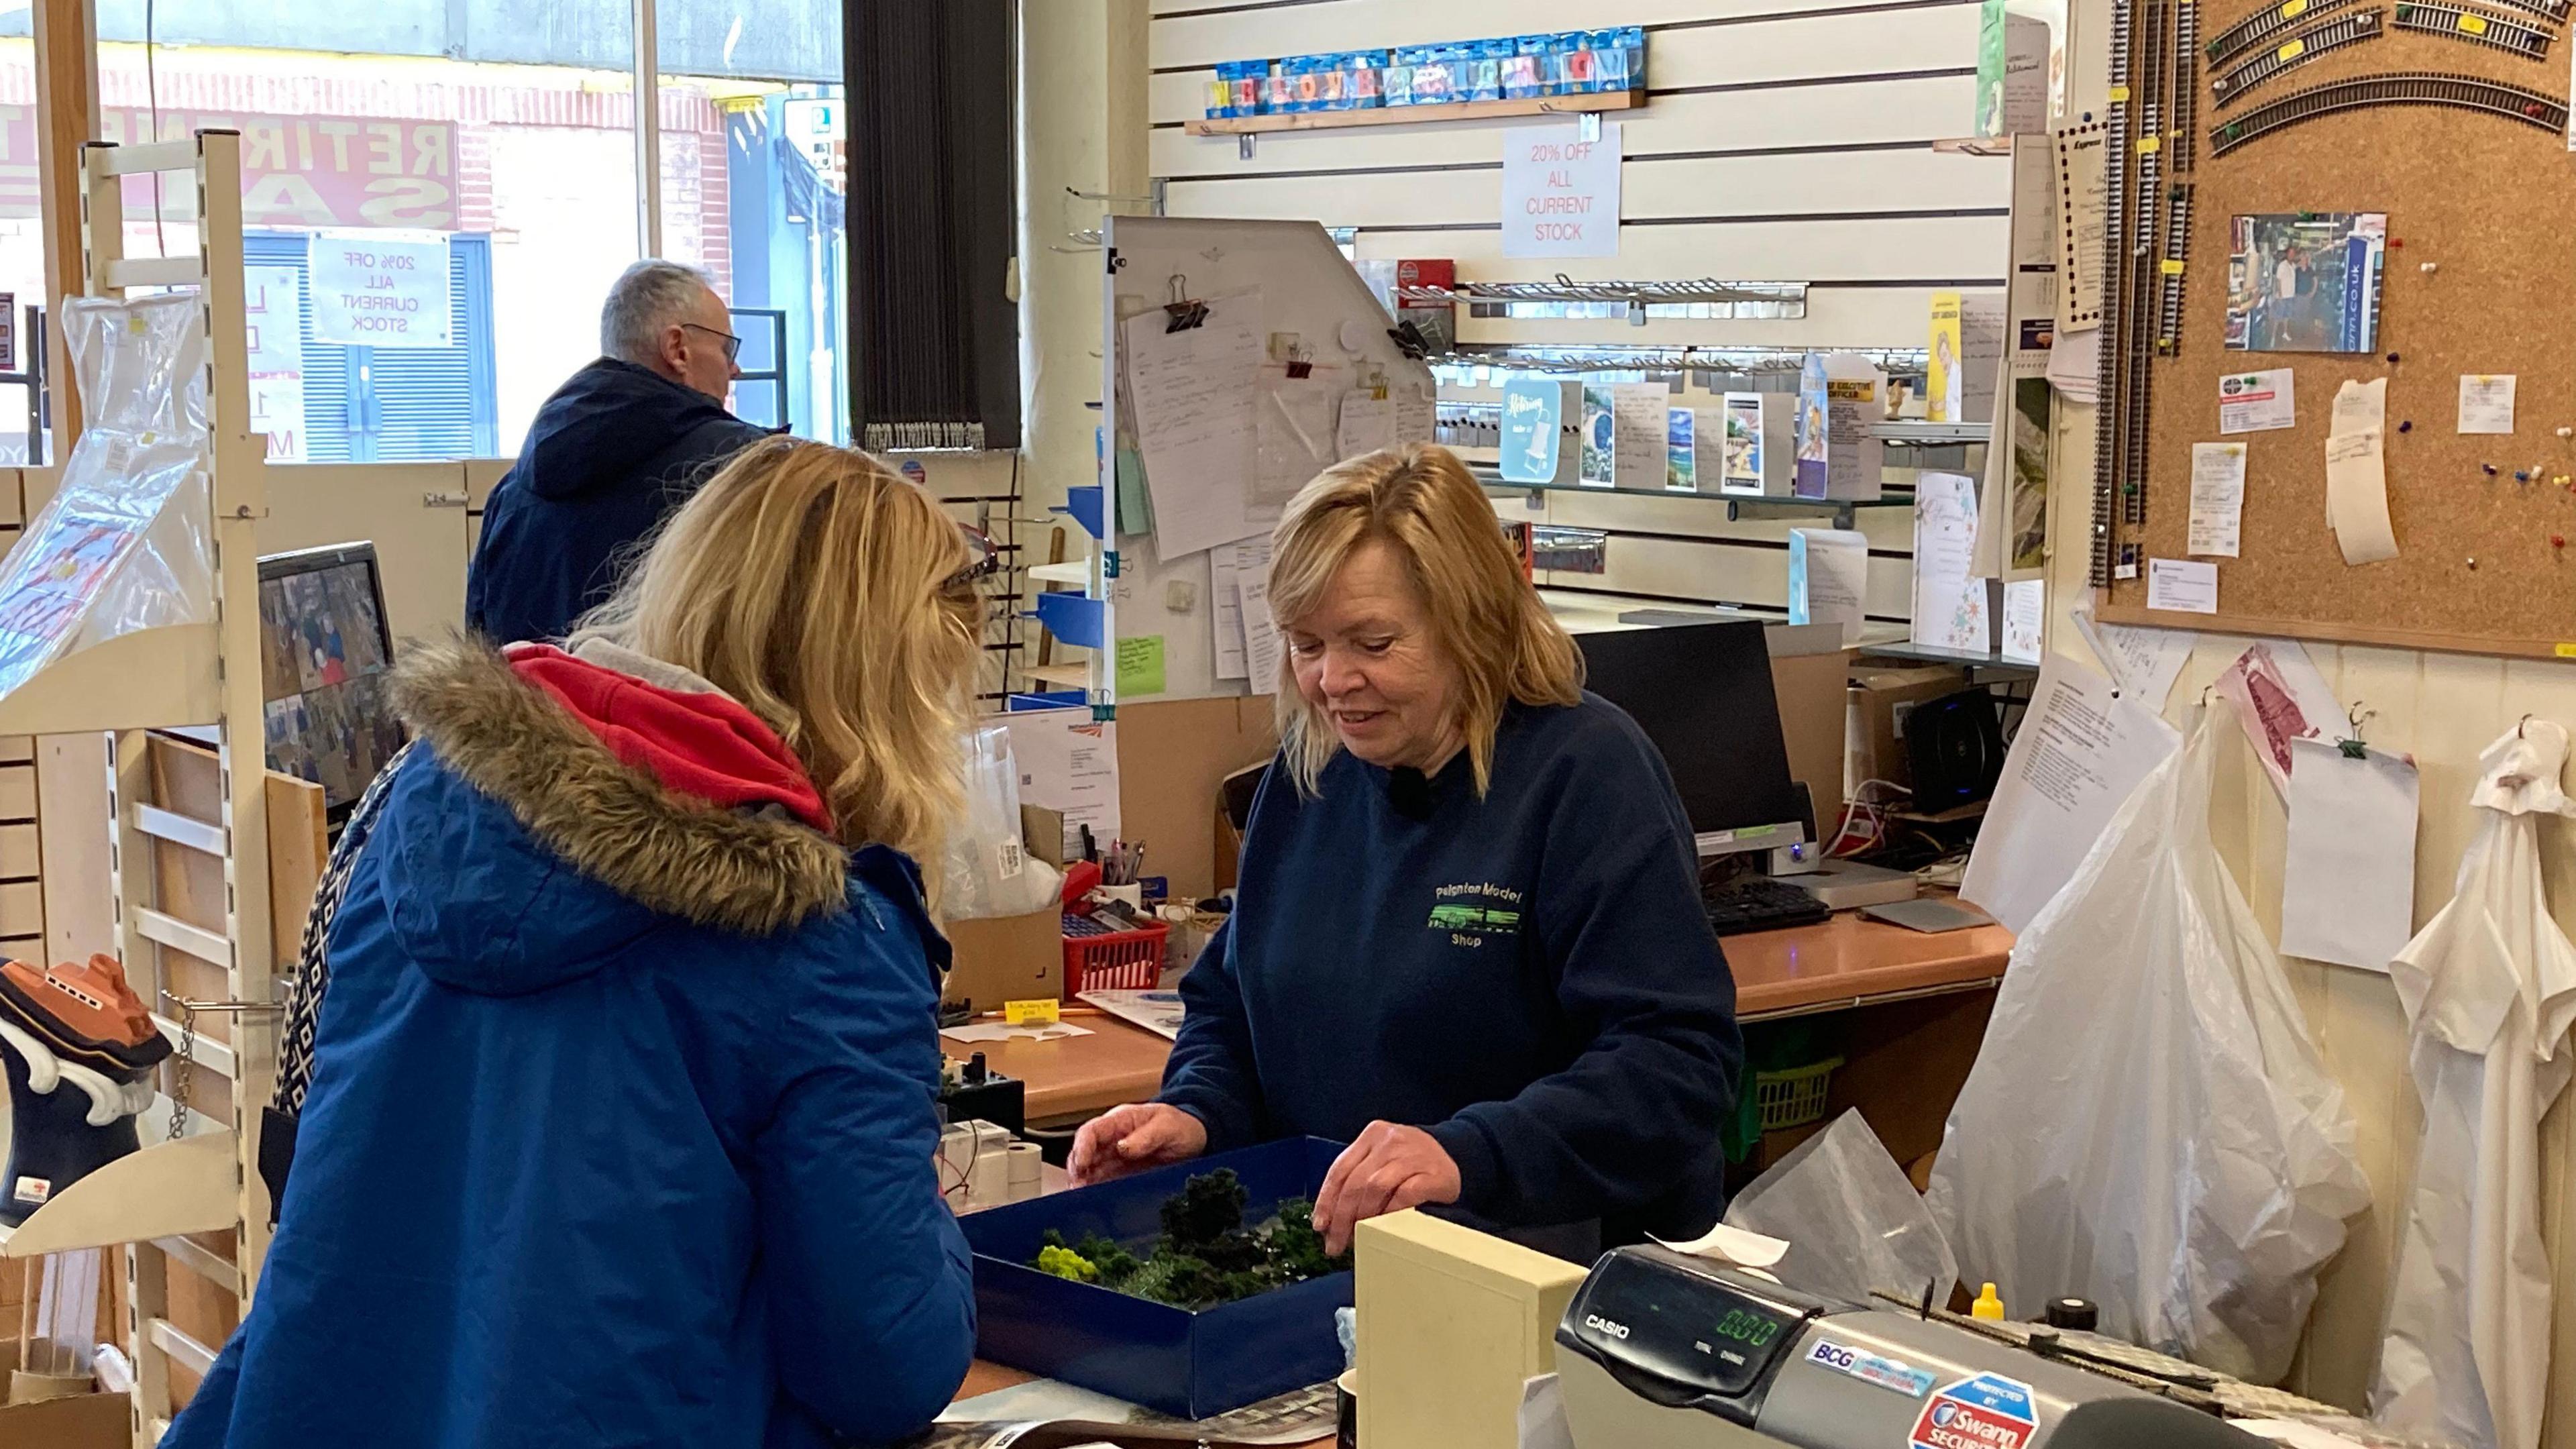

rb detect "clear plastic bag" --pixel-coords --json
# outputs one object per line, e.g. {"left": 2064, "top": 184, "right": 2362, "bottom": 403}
{"left": 939, "top": 724, "right": 1063, "bottom": 922}
{"left": 1725, "top": 1108, "right": 1958, "bottom": 1310}
{"left": 1927, "top": 707, "right": 2370, "bottom": 1382}
{"left": 0, "top": 294, "right": 213, "bottom": 700}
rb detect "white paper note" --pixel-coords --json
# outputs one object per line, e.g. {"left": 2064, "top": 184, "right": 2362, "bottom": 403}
{"left": 1236, "top": 576, "right": 1283, "bottom": 696}
{"left": 1911, "top": 473, "right": 1990, "bottom": 653}
{"left": 1335, "top": 391, "right": 1397, "bottom": 460}
{"left": 1208, "top": 537, "right": 1273, "bottom": 681}
{"left": 2002, "top": 579, "right": 2045, "bottom": 664}
{"left": 2188, "top": 442, "right": 2247, "bottom": 557}
{"left": 1962, "top": 653, "right": 2183, "bottom": 933}
{"left": 2146, "top": 557, "right": 2220, "bottom": 614}
{"left": 2278, "top": 737, "right": 2420, "bottom": 971}
{"left": 2325, "top": 428, "right": 2399, "bottom": 566}
{"left": 2053, "top": 123, "right": 2108, "bottom": 331}
{"left": 1788, "top": 527, "right": 1869, "bottom": 643}
{"left": 2076, "top": 616, "right": 2196, "bottom": 708}
{"left": 1001, "top": 709, "right": 1121, "bottom": 859}
{"left": 2330, "top": 376, "right": 2387, "bottom": 436}
{"left": 2457, "top": 374, "right": 2518, "bottom": 434}
{"left": 1394, "top": 383, "right": 1437, "bottom": 446}
{"left": 1256, "top": 380, "right": 1340, "bottom": 513}
{"left": 2218, "top": 368, "right": 2296, "bottom": 433}
{"left": 2045, "top": 327, "right": 2101, "bottom": 404}
{"left": 1122, "top": 292, "right": 1267, "bottom": 558}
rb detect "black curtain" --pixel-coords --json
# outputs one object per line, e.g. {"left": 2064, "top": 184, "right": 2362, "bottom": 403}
{"left": 843, "top": 0, "right": 1022, "bottom": 452}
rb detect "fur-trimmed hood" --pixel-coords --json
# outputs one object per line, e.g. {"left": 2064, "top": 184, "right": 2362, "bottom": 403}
{"left": 389, "top": 635, "right": 851, "bottom": 940}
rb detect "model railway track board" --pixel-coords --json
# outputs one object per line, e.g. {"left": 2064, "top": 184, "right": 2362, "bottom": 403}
{"left": 2100, "top": 0, "right": 2576, "bottom": 652}
{"left": 2390, "top": 0, "right": 2555, "bottom": 56}
{"left": 2211, "top": 9, "right": 2385, "bottom": 105}
{"left": 2206, "top": 0, "right": 2357, "bottom": 65}
{"left": 2210, "top": 70, "right": 2567, "bottom": 154}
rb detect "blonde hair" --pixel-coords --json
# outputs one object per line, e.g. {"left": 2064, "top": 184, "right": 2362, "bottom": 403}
{"left": 1268, "top": 443, "right": 1582, "bottom": 796}
{"left": 570, "top": 435, "right": 982, "bottom": 875}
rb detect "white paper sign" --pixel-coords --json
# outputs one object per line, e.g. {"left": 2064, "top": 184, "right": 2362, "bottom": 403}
{"left": 2279, "top": 737, "right": 2420, "bottom": 973}
{"left": 1962, "top": 653, "right": 2183, "bottom": 933}
{"left": 2218, "top": 369, "right": 2295, "bottom": 433}
{"left": 2075, "top": 611, "right": 2196, "bottom": 709}
{"left": 1501, "top": 123, "right": 1621, "bottom": 259}
{"left": 2458, "top": 374, "right": 2517, "bottom": 434}
{"left": 245, "top": 265, "right": 307, "bottom": 462}
{"left": 2325, "top": 429, "right": 2398, "bottom": 566}
{"left": 1122, "top": 291, "right": 1266, "bottom": 558}
{"left": 1001, "top": 710, "right": 1120, "bottom": 860}
{"left": 2188, "top": 442, "right": 2247, "bottom": 557}
{"left": 1209, "top": 537, "right": 1273, "bottom": 681}
{"left": 307, "top": 229, "right": 451, "bottom": 348}
{"left": 1335, "top": 391, "right": 1396, "bottom": 460}
{"left": 1235, "top": 577, "right": 1282, "bottom": 696}
{"left": 2147, "top": 557, "right": 2219, "bottom": 614}
{"left": 1911, "top": 472, "right": 1990, "bottom": 653}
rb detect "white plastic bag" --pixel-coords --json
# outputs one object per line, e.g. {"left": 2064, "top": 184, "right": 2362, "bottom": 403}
{"left": 1725, "top": 1108, "right": 1958, "bottom": 1310}
{"left": 1927, "top": 706, "right": 2370, "bottom": 1382}
{"left": 939, "top": 724, "right": 1063, "bottom": 922}
{"left": 0, "top": 294, "right": 213, "bottom": 700}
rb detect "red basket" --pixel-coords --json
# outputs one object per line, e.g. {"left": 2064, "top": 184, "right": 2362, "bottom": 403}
{"left": 1062, "top": 912, "right": 1169, "bottom": 997}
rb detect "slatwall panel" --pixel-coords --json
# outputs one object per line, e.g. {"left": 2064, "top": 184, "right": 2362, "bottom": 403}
{"left": 0, "top": 470, "right": 37, "bottom": 961}
{"left": 1149, "top": 0, "right": 2006, "bottom": 617}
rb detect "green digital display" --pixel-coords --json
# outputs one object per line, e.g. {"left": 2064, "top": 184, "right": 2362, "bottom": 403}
{"left": 1714, "top": 1309, "right": 1782, "bottom": 1347}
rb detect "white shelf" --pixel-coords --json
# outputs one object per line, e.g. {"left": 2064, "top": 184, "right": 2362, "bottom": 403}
{"left": 1028, "top": 560, "right": 1092, "bottom": 586}
{"left": 1023, "top": 661, "right": 1094, "bottom": 689}
{"left": 0, "top": 1132, "right": 236, "bottom": 1258}
{"left": 0, "top": 624, "right": 221, "bottom": 735}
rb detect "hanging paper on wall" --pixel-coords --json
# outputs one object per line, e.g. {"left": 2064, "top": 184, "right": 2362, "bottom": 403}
{"left": 1116, "top": 635, "right": 1167, "bottom": 698}
{"left": 1500, "top": 122, "right": 1621, "bottom": 260}
{"left": 2279, "top": 737, "right": 2420, "bottom": 972}
{"left": 307, "top": 229, "right": 451, "bottom": 349}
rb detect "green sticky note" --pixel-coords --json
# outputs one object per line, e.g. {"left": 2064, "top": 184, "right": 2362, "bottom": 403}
{"left": 1114, "top": 447, "right": 1154, "bottom": 537}
{"left": 1116, "top": 635, "right": 1166, "bottom": 697}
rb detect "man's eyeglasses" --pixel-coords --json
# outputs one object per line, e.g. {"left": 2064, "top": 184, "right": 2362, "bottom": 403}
{"left": 681, "top": 321, "right": 743, "bottom": 364}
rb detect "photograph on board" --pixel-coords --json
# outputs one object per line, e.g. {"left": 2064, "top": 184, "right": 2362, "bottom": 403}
{"left": 2225, "top": 211, "right": 2385, "bottom": 354}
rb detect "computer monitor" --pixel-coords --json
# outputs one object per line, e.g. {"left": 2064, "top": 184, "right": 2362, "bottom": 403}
{"left": 258, "top": 543, "right": 405, "bottom": 824}
{"left": 1578, "top": 620, "right": 1810, "bottom": 859}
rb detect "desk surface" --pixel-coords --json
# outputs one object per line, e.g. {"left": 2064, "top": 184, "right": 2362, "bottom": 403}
{"left": 945, "top": 910, "right": 2013, "bottom": 1122}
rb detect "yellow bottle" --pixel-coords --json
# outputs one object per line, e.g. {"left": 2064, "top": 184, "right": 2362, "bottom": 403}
{"left": 1972, "top": 1283, "right": 2006, "bottom": 1321}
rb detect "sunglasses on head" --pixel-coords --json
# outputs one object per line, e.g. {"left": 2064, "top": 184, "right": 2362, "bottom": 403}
{"left": 943, "top": 525, "right": 1004, "bottom": 595}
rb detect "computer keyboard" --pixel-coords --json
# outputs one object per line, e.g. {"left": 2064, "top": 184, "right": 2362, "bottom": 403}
{"left": 1702, "top": 876, "right": 1833, "bottom": 936}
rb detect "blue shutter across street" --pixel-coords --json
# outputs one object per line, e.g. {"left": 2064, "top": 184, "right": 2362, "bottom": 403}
{"left": 246, "top": 231, "right": 497, "bottom": 462}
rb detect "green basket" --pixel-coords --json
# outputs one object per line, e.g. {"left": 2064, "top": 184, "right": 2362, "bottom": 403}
{"left": 1719, "top": 1020, "right": 1845, "bottom": 1164}
{"left": 1751, "top": 1057, "right": 1842, "bottom": 1134}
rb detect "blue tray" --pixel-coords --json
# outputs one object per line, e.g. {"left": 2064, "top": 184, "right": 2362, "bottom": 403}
{"left": 958, "top": 1138, "right": 1352, "bottom": 1419}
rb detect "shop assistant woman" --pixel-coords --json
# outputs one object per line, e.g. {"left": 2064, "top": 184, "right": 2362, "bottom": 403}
{"left": 168, "top": 438, "right": 985, "bottom": 1449}
{"left": 1071, "top": 445, "right": 1743, "bottom": 1254}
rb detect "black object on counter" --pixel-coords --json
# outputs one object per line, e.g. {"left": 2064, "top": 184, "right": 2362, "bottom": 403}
{"left": 2046, "top": 1297, "right": 2101, "bottom": 1332}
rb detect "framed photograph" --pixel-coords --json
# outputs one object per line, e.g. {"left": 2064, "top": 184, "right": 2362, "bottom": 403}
{"left": 2225, "top": 212, "right": 2386, "bottom": 354}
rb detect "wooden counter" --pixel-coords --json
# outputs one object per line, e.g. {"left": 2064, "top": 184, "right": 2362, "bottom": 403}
{"left": 945, "top": 909, "right": 2014, "bottom": 1124}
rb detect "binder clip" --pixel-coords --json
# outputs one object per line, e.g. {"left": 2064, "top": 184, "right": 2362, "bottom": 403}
{"left": 1386, "top": 319, "right": 1432, "bottom": 360}
{"left": 2338, "top": 704, "right": 2376, "bottom": 759}
{"left": 1163, "top": 274, "right": 1209, "bottom": 333}
{"left": 1284, "top": 344, "right": 1315, "bottom": 380}
{"left": 1365, "top": 367, "right": 1390, "bottom": 402}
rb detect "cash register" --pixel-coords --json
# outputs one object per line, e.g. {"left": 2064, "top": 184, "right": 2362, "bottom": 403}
{"left": 1554, "top": 1247, "right": 2270, "bottom": 1449}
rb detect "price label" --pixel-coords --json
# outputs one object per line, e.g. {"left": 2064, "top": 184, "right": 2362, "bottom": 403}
{"left": 2277, "top": 38, "right": 2306, "bottom": 60}
{"left": 2282, "top": 0, "right": 2309, "bottom": 17}
{"left": 1004, "top": 998, "right": 1061, "bottom": 1026}
{"left": 2459, "top": 13, "right": 2490, "bottom": 32}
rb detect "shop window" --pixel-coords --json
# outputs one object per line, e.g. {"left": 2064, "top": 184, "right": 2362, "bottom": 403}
{"left": 244, "top": 231, "right": 498, "bottom": 463}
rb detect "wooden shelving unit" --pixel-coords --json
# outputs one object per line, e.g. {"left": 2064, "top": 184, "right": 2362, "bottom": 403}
{"left": 1184, "top": 89, "right": 1640, "bottom": 138}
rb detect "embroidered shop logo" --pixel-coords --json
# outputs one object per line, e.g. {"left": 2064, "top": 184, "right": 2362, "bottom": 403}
{"left": 1429, "top": 882, "right": 1524, "bottom": 947}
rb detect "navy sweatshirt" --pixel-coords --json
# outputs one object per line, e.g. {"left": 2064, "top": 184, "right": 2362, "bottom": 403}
{"left": 1160, "top": 694, "right": 1743, "bottom": 1240}
{"left": 467, "top": 359, "right": 769, "bottom": 646}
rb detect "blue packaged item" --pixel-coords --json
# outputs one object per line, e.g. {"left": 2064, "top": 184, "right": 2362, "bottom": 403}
{"left": 1553, "top": 31, "right": 1595, "bottom": 94}
{"left": 1343, "top": 50, "right": 1385, "bottom": 109}
{"left": 1467, "top": 37, "right": 1512, "bottom": 102}
{"left": 1385, "top": 46, "right": 1421, "bottom": 106}
{"left": 1505, "top": 36, "right": 1551, "bottom": 101}
{"left": 1623, "top": 26, "right": 1648, "bottom": 89}
{"left": 1259, "top": 61, "right": 1292, "bottom": 115}
{"left": 959, "top": 1139, "right": 1355, "bottom": 1419}
{"left": 1413, "top": 42, "right": 1458, "bottom": 103}
{"left": 1587, "top": 29, "right": 1629, "bottom": 93}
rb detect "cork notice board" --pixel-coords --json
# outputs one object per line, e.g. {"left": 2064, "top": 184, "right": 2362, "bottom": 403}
{"left": 2097, "top": 6, "right": 2576, "bottom": 659}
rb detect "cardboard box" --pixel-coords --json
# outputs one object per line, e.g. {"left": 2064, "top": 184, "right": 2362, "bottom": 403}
{"left": 943, "top": 805, "right": 1067, "bottom": 1011}
{"left": 1847, "top": 665, "right": 1968, "bottom": 792}
{"left": 1769, "top": 648, "right": 1850, "bottom": 830}
{"left": 1116, "top": 696, "right": 1280, "bottom": 904}
{"left": 0, "top": 1346, "right": 123, "bottom": 1449}
{"left": 1354, "top": 1210, "right": 1588, "bottom": 1449}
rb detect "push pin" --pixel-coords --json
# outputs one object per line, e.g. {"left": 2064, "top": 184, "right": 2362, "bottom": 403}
{"left": 2529, "top": 102, "right": 2551, "bottom": 119}
{"left": 2484, "top": 462, "right": 2500, "bottom": 476}
{"left": 2469, "top": 557, "right": 2480, "bottom": 570}
{"left": 2517, "top": 470, "right": 2532, "bottom": 482}
{"left": 2555, "top": 535, "right": 2567, "bottom": 550}
{"left": 2420, "top": 262, "right": 2438, "bottom": 274}
{"left": 2389, "top": 237, "right": 2403, "bottom": 249}
{"left": 2400, "top": 421, "right": 2414, "bottom": 433}
{"left": 2556, "top": 476, "right": 2571, "bottom": 487}
{"left": 2386, "top": 352, "right": 2402, "bottom": 365}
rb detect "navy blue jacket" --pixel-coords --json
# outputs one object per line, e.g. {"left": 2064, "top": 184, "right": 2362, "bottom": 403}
{"left": 166, "top": 637, "right": 973, "bottom": 1449}
{"left": 466, "top": 358, "right": 767, "bottom": 645}
{"left": 1161, "top": 696, "right": 1743, "bottom": 1240}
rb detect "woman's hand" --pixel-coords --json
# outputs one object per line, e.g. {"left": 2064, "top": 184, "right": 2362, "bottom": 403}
{"left": 1068, "top": 1103, "right": 1208, "bottom": 1186}
{"left": 1314, "top": 1122, "right": 1462, "bottom": 1255}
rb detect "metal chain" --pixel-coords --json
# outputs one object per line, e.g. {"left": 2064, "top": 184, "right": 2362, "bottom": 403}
{"left": 168, "top": 1002, "right": 196, "bottom": 1142}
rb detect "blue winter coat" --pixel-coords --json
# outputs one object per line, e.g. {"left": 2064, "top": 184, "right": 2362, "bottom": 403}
{"left": 466, "top": 358, "right": 768, "bottom": 646}
{"left": 166, "top": 637, "right": 975, "bottom": 1449}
